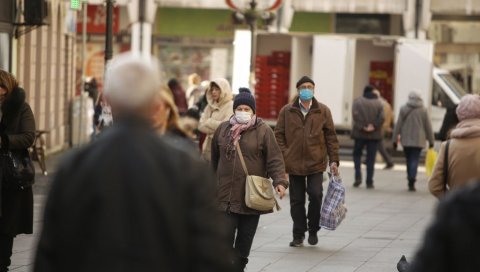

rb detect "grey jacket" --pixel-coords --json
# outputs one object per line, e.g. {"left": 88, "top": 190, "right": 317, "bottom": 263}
{"left": 393, "top": 92, "right": 434, "bottom": 148}
{"left": 351, "top": 96, "right": 385, "bottom": 140}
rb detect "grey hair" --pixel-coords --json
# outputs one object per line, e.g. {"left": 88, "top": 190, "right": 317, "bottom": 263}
{"left": 104, "top": 52, "right": 161, "bottom": 109}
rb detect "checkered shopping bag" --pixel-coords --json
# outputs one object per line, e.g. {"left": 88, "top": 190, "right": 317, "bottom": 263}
{"left": 320, "top": 174, "right": 347, "bottom": 230}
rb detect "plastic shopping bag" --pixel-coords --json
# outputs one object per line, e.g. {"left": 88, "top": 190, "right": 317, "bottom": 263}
{"left": 320, "top": 175, "right": 347, "bottom": 231}
{"left": 425, "top": 148, "right": 438, "bottom": 177}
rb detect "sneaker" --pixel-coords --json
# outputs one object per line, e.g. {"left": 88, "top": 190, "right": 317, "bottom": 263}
{"left": 308, "top": 232, "right": 318, "bottom": 245}
{"left": 289, "top": 238, "right": 304, "bottom": 247}
{"left": 384, "top": 163, "right": 394, "bottom": 170}
{"left": 366, "top": 184, "right": 375, "bottom": 189}
{"left": 353, "top": 179, "right": 361, "bottom": 187}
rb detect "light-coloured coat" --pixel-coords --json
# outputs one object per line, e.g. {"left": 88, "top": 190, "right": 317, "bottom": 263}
{"left": 429, "top": 119, "right": 480, "bottom": 198}
{"left": 392, "top": 93, "right": 434, "bottom": 148}
{"left": 198, "top": 78, "right": 233, "bottom": 162}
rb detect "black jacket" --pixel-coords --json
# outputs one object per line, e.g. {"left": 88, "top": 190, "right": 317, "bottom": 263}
{"left": 34, "top": 117, "right": 234, "bottom": 272}
{"left": 409, "top": 180, "right": 480, "bottom": 272}
{"left": 0, "top": 87, "right": 36, "bottom": 236}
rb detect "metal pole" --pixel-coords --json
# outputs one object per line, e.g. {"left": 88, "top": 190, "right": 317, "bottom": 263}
{"left": 414, "top": 0, "right": 421, "bottom": 39}
{"left": 139, "top": 0, "right": 145, "bottom": 54}
{"left": 105, "top": 0, "right": 114, "bottom": 64}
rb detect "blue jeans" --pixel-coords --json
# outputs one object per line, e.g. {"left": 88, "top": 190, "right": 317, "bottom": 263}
{"left": 353, "top": 139, "right": 379, "bottom": 184}
{"left": 403, "top": 147, "right": 422, "bottom": 181}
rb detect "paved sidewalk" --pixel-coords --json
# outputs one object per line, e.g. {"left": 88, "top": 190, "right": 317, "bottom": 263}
{"left": 9, "top": 153, "right": 438, "bottom": 272}
{"left": 248, "top": 163, "right": 437, "bottom": 272}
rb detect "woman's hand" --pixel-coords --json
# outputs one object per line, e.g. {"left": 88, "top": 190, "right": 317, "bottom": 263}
{"left": 275, "top": 185, "right": 286, "bottom": 199}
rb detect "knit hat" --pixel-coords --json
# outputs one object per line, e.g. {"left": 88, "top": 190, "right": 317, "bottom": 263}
{"left": 456, "top": 94, "right": 480, "bottom": 121}
{"left": 233, "top": 87, "right": 256, "bottom": 113}
{"left": 296, "top": 76, "right": 315, "bottom": 88}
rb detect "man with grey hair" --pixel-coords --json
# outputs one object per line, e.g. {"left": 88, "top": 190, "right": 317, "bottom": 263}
{"left": 33, "top": 52, "right": 234, "bottom": 272}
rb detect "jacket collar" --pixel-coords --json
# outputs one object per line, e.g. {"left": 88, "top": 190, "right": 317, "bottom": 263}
{"left": 291, "top": 97, "right": 321, "bottom": 113}
{"left": 450, "top": 119, "right": 480, "bottom": 139}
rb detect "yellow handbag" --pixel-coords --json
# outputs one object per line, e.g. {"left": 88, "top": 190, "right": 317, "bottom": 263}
{"left": 425, "top": 148, "right": 438, "bottom": 177}
{"left": 236, "top": 142, "right": 280, "bottom": 211}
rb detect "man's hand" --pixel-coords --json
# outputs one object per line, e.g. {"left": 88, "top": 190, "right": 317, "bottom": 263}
{"left": 330, "top": 162, "right": 339, "bottom": 176}
{"left": 275, "top": 185, "right": 286, "bottom": 199}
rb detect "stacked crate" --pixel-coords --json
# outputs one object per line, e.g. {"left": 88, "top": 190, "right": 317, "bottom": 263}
{"left": 369, "top": 61, "right": 394, "bottom": 104}
{"left": 254, "top": 51, "right": 291, "bottom": 119}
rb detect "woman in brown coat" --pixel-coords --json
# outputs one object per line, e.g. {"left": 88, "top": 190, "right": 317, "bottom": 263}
{"left": 0, "top": 70, "right": 36, "bottom": 272}
{"left": 211, "top": 88, "right": 288, "bottom": 271}
{"left": 429, "top": 94, "right": 480, "bottom": 198}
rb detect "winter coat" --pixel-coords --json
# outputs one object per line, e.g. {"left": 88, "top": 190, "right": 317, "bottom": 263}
{"left": 351, "top": 96, "right": 385, "bottom": 140}
{"left": 409, "top": 181, "right": 480, "bottom": 272}
{"left": 211, "top": 118, "right": 288, "bottom": 215}
{"left": 34, "top": 118, "right": 233, "bottom": 272}
{"left": 380, "top": 98, "right": 394, "bottom": 135}
{"left": 435, "top": 105, "right": 459, "bottom": 141}
{"left": 0, "top": 87, "right": 35, "bottom": 236}
{"left": 198, "top": 78, "right": 233, "bottom": 162}
{"left": 428, "top": 119, "right": 480, "bottom": 198}
{"left": 170, "top": 86, "right": 188, "bottom": 115}
{"left": 392, "top": 93, "right": 434, "bottom": 148}
{"left": 274, "top": 98, "right": 339, "bottom": 176}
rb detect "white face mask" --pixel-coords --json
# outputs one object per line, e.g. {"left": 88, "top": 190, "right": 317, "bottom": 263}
{"left": 235, "top": 111, "right": 252, "bottom": 124}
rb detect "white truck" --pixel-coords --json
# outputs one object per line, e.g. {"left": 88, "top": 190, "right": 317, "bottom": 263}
{"left": 232, "top": 32, "right": 467, "bottom": 134}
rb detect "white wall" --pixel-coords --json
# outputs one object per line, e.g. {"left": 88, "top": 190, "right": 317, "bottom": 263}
{"left": 290, "top": 36, "right": 312, "bottom": 99}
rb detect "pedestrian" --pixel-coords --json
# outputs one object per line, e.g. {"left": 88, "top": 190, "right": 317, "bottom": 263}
{"left": 274, "top": 76, "right": 340, "bottom": 247}
{"left": 392, "top": 91, "right": 434, "bottom": 192}
{"left": 435, "top": 105, "right": 459, "bottom": 141}
{"left": 408, "top": 180, "right": 480, "bottom": 272}
{"left": 198, "top": 78, "right": 233, "bottom": 163}
{"left": 186, "top": 73, "right": 204, "bottom": 108}
{"left": 167, "top": 78, "right": 188, "bottom": 115}
{"left": 429, "top": 94, "right": 480, "bottom": 198}
{"left": 211, "top": 87, "right": 288, "bottom": 271}
{"left": 351, "top": 85, "right": 385, "bottom": 189}
{"left": 33, "top": 52, "right": 233, "bottom": 272}
{"left": 0, "top": 70, "right": 36, "bottom": 272}
{"left": 152, "top": 89, "right": 198, "bottom": 153}
{"left": 373, "top": 89, "right": 394, "bottom": 169}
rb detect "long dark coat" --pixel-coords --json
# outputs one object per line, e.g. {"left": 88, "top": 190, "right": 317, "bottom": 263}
{"left": 34, "top": 117, "right": 234, "bottom": 272}
{"left": 0, "top": 87, "right": 36, "bottom": 236}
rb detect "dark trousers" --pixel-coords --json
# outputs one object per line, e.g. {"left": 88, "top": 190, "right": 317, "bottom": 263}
{"left": 224, "top": 212, "right": 260, "bottom": 270}
{"left": 0, "top": 234, "right": 13, "bottom": 272}
{"left": 378, "top": 139, "right": 394, "bottom": 165}
{"left": 403, "top": 147, "right": 422, "bottom": 181}
{"left": 353, "top": 139, "right": 379, "bottom": 184}
{"left": 289, "top": 172, "right": 323, "bottom": 239}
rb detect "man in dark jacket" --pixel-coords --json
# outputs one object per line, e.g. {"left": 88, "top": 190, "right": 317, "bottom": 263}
{"left": 351, "top": 85, "right": 385, "bottom": 189}
{"left": 275, "top": 76, "right": 340, "bottom": 248}
{"left": 33, "top": 52, "right": 233, "bottom": 272}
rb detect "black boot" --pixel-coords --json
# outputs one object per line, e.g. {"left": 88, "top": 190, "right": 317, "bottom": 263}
{"left": 408, "top": 178, "right": 416, "bottom": 192}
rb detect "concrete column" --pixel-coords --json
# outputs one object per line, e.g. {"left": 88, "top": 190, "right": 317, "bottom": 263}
{"left": 128, "top": 0, "right": 157, "bottom": 55}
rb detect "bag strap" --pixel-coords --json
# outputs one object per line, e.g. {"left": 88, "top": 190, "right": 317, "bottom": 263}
{"left": 235, "top": 142, "right": 249, "bottom": 176}
{"left": 400, "top": 107, "right": 415, "bottom": 130}
{"left": 235, "top": 141, "right": 280, "bottom": 211}
{"left": 443, "top": 139, "right": 451, "bottom": 192}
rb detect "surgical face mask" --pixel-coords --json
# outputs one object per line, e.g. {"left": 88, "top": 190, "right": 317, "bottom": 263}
{"left": 299, "top": 88, "right": 314, "bottom": 101}
{"left": 235, "top": 111, "right": 252, "bottom": 124}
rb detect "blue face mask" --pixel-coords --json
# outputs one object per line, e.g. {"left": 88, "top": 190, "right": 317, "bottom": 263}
{"left": 299, "top": 88, "right": 314, "bottom": 101}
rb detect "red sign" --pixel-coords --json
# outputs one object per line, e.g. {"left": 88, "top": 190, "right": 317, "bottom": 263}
{"left": 77, "top": 5, "right": 120, "bottom": 34}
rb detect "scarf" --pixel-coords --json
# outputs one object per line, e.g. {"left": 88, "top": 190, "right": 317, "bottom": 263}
{"left": 223, "top": 115, "right": 256, "bottom": 161}
{"left": 229, "top": 114, "right": 256, "bottom": 145}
